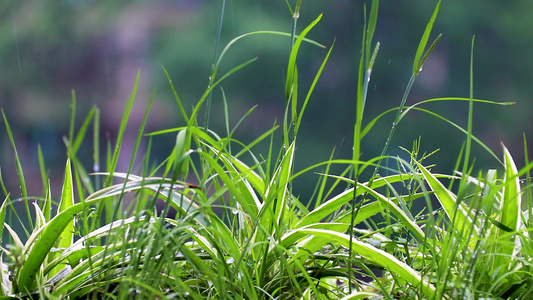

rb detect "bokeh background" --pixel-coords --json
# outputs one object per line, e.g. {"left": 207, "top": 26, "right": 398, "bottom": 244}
{"left": 1, "top": 1, "right": 531, "bottom": 200}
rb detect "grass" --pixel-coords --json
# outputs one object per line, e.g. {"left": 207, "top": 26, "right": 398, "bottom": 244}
{"left": 1, "top": 0, "right": 531, "bottom": 299}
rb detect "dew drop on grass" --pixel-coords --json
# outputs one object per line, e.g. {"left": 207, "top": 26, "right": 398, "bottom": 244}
{"left": 226, "top": 257, "right": 235, "bottom": 264}
{"left": 232, "top": 208, "right": 239, "bottom": 215}
{"left": 93, "top": 163, "right": 100, "bottom": 172}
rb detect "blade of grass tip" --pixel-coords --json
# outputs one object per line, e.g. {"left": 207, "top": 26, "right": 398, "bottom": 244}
{"left": 70, "top": 107, "right": 96, "bottom": 158}
{"left": 93, "top": 107, "right": 101, "bottom": 189}
{"left": 2, "top": 110, "right": 31, "bottom": 229}
{"left": 37, "top": 144, "right": 49, "bottom": 199}
{"left": 205, "top": 0, "right": 226, "bottom": 132}
{"left": 44, "top": 181, "right": 51, "bottom": 222}
{"left": 68, "top": 90, "right": 76, "bottom": 156}
{"left": 413, "top": 0, "right": 441, "bottom": 75}
{"left": 294, "top": 38, "right": 335, "bottom": 135}
{"left": 162, "top": 67, "right": 190, "bottom": 124}
{"left": 365, "top": 0, "right": 379, "bottom": 65}
{"left": 48, "top": 159, "right": 75, "bottom": 278}
{"left": 285, "top": 13, "right": 323, "bottom": 101}
{"left": 496, "top": 145, "right": 521, "bottom": 269}
{"left": 216, "top": 31, "right": 325, "bottom": 70}
{"left": 372, "top": 4, "right": 441, "bottom": 178}
{"left": 189, "top": 57, "right": 258, "bottom": 127}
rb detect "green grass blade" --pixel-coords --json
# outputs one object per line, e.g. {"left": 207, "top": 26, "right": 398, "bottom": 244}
{"left": 414, "top": 160, "right": 477, "bottom": 238}
{"left": 2, "top": 110, "right": 31, "bottom": 230}
{"left": 216, "top": 31, "right": 325, "bottom": 70}
{"left": 294, "top": 39, "right": 335, "bottom": 134}
{"left": 285, "top": 13, "right": 323, "bottom": 101}
{"left": 492, "top": 145, "right": 521, "bottom": 271}
{"left": 298, "top": 229, "right": 437, "bottom": 298}
{"left": 104, "top": 70, "right": 140, "bottom": 187}
{"left": 70, "top": 107, "right": 96, "bottom": 158}
{"left": 48, "top": 160, "right": 75, "bottom": 277}
{"left": 68, "top": 90, "right": 76, "bottom": 150}
{"left": 412, "top": 0, "right": 441, "bottom": 74}
{"left": 162, "top": 67, "right": 190, "bottom": 124}
{"left": 16, "top": 176, "right": 196, "bottom": 292}
{"left": 37, "top": 144, "right": 49, "bottom": 199}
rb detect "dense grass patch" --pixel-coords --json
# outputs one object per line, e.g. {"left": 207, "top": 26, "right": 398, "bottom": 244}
{"left": 0, "top": 1, "right": 531, "bottom": 299}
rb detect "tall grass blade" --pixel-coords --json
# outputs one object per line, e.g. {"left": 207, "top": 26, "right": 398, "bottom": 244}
{"left": 48, "top": 160, "right": 75, "bottom": 277}
{"left": 2, "top": 110, "right": 31, "bottom": 229}
{"left": 412, "top": 0, "right": 441, "bottom": 74}
{"left": 294, "top": 39, "right": 335, "bottom": 134}
{"left": 492, "top": 145, "right": 521, "bottom": 271}
{"left": 104, "top": 70, "right": 140, "bottom": 187}
{"left": 285, "top": 13, "right": 323, "bottom": 101}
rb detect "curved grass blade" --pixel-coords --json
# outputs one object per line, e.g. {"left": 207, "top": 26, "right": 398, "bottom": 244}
{"left": 413, "top": 0, "right": 441, "bottom": 75}
{"left": 298, "top": 228, "right": 437, "bottom": 298}
{"left": 414, "top": 160, "right": 477, "bottom": 239}
{"left": 15, "top": 176, "right": 196, "bottom": 292}
{"left": 2, "top": 110, "right": 31, "bottom": 229}
{"left": 48, "top": 160, "right": 75, "bottom": 278}
{"left": 285, "top": 13, "right": 323, "bottom": 101}
{"left": 492, "top": 145, "right": 521, "bottom": 271}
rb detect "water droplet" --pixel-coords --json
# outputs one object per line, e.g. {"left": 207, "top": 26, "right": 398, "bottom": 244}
{"left": 226, "top": 257, "right": 235, "bottom": 264}
{"left": 93, "top": 163, "right": 100, "bottom": 172}
{"left": 392, "top": 122, "right": 397, "bottom": 127}
{"left": 232, "top": 208, "right": 239, "bottom": 215}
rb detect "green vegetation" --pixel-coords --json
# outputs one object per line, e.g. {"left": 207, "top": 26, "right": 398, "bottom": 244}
{"left": 1, "top": 1, "right": 531, "bottom": 299}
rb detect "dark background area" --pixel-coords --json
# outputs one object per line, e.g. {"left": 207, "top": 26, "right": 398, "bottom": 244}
{"left": 1, "top": 1, "right": 531, "bottom": 201}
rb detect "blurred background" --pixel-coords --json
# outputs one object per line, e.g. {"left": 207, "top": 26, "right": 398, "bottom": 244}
{"left": 1, "top": 1, "right": 531, "bottom": 200}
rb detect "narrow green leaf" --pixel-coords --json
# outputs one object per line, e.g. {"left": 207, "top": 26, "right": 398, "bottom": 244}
{"left": 285, "top": 14, "right": 323, "bottom": 100}
{"left": 299, "top": 229, "right": 437, "bottom": 298}
{"left": 500, "top": 145, "right": 521, "bottom": 233}
{"left": 48, "top": 160, "right": 75, "bottom": 277}
{"left": 295, "top": 39, "right": 335, "bottom": 134}
{"left": 105, "top": 70, "right": 140, "bottom": 187}
{"left": 492, "top": 144, "right": 521, "bottom": 271}
{"left": 412, "top": 0, "right": 441, "bottom": 74}
{"left": 414, "top": 160, "right": 477, "bottom": 237}
{"left": 2, "top": 110, "right": 31, "bottom": 229}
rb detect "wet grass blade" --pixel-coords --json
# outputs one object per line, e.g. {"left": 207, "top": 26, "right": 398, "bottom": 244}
{"left": 492, "top": 145, "right": 521, "bottom": 270}
{"left": 2, "top": 110, "right": 31, "bottom": 230}
{"left": 413, "top": 0, "right": 441, "bottom": 74}
{"left": 298, "top": 228, "right": 437, "bottom": 298}
{"left": 48, "top": 160, "right": 75, "bottom": 277}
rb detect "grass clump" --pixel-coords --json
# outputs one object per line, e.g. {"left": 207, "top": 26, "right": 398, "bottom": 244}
{"left": 0, "top": 1, "right": 531, "bottom": 299}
